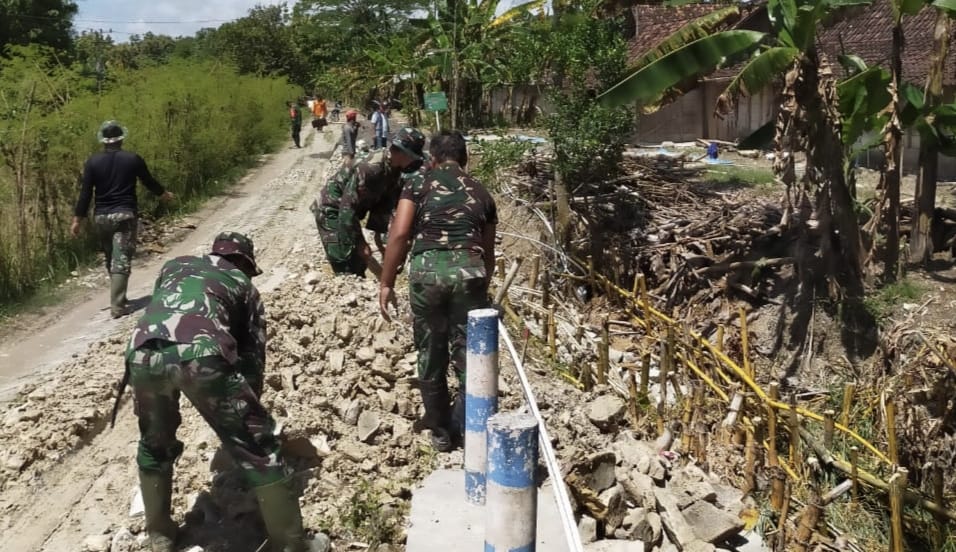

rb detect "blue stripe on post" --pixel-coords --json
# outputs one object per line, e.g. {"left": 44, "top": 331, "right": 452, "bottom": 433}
{"left": 484, "top": 544, "right": 534, "bottom": 552}
{"left": 487, "top": 413, "right": 539, "bottom": 489}
{"left": 467, "top": 308, "right": 499, "bottom": 355}
{"left": 464, "top": 394, "right": 499, "bottom": 432}
{"left": 466, "top": 471, "right": 486, "bottom": 496}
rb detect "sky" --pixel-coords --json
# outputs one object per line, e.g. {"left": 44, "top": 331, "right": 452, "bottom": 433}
{"left": 75, "top": 0, "right": 283, "bottom": 40}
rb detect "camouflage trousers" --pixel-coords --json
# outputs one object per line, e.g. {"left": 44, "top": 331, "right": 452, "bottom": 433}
{"left": 128, "top": 340, "right": 286, "bottom": 487}
{"left": 310, "top": 202, "right": 366, "bottom": 276}
{"left": 409, "top": 249, "right": 489, "bottom": 386}
{"left": 94, "top": 211, "right": 137, "bottom": 275}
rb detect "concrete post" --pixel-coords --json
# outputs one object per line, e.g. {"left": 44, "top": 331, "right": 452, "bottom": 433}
{"left": 485, "top": 412, "right": 539, "bottom": 552}
{"left": 465, "top": 308, "right": 499, "bottom": 505}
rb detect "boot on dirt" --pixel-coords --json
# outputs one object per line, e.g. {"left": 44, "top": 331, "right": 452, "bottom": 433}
{"left": 418, "top": 378, "right": 453, "bottom": 452}
{"left": 110, "top": 272, "right": 130, "bottom": 318}
{"left": 254, "top": 476, "right": 331, "bottom": 552}
{"left": 138, "top": 468, "right": 178, "bottom": 552}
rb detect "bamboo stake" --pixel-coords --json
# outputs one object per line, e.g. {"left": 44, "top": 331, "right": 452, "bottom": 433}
{"left": 639, "top": 352, "right": 651, "bottom": 397}
{"left": 496, "top": 257, "right": 506, "bottom": 283}
{"left": 716, "top": 324, "right": 725, "bottom": 352}
{"left": 541, "top": 270, "right": 551, "bottom": 309}
{"left": 933, "top": 465, "right": 946, "bottom": 540}
{"left": 823, "top": 409, "right": 836, "bottom": 448}
{"left": 721, "top": 387, "right": 744, "bottom": 444}
{"left": 744, "top": 416, "right": 763, "bottom": 495}
{"left": 529, "top": 254, "right": 541, "bottom": 290}
{"left": 886, "top": 396, "right": 898, "bottom": 466}
{"left": 660, "top": 332, "right": 671, "bottom": 407}
{"left": 800, "top": 428, "right": 956, "bottom": 523}
{"left": 793, "top": 492, "right": 822, "bottom": 552}
{"left": 598, "top": 317, "right": 609, "bottom": 385}
{"left": 494, "top": 257, "right": 524, "bottom": 305}
{"left": 767, "top": 393, "right": 784, "bottom": 512}
{"left": 849, "top": 446, "right": 860, "bottom": 507}
{"left": 631, "top": 273, "right": 640, "bottom": 298}
{"left": 777, "top": 480, "right": 792, "bottom": 546}
{"left": 788, "top": 397, "right": 802, "bottom": 474}
{"left": 627, "top": 367, "right": 640, "bottom": 429}
{"left": 841, "top": 382, "right": 856, "bottom": 427}
{"left": 821, "top": 479, "right": 854, "bottom": 505}
{"left": 739, "top": 306, "right": 752, "bottom": 379}
{"left": 681, "top": 388, "right": 694, "bottom": 452}
{"left": 547, "top": 307, "right": 557, "bottom": 362}
{"left": 889, "top": 468, "right": 908, "bottom": 552}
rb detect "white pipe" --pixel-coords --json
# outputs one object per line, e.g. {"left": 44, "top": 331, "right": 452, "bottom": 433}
{"left": 465, "top": 308, "right": 501, "bottom": 505}
{"left": 499, "top": 320, "right": 584, "bottom": 552}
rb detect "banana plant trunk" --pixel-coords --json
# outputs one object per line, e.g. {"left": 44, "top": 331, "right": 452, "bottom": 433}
{"left": 883, "top": 24, "right": 904, "bottom": 281}
{"left": 908, "top": 13, "right": 950, "bottom": 264}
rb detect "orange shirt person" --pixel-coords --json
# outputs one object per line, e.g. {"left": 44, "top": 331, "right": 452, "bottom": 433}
{"left": 312, "top": 96, "right": 328, "bottom": 118}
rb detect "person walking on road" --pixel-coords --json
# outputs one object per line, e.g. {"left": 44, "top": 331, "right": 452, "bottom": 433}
{"left": 72, "top": 120, "right": 174, "bottom": 319}
{"left": 378, "top": 130, "right": 497, "bottom": 452}
{"left": 370, "top": 101, "right": 389, "bottom": 149}
{"left": 340, "top": 109, "right": 360, "bottom": 167}
{"left": 311, "top": 96, "right": 328, "bottom": 131}
{"left": 124, "top": 232, "right": 330, "bottom": 552}
{"left": 288, "top": 100, "right": 303, "bottom": 148}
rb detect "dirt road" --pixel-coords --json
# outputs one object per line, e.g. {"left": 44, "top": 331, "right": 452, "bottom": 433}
{"left": 0, "top": 128, "right": 341, "bottom": 550}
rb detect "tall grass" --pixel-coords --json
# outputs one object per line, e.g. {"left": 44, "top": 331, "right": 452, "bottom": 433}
{"left": 0, "top": 48, "right": 298, "bottom": 305}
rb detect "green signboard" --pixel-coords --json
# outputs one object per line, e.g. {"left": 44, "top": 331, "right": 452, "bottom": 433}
{"left": 424, "top": 91, "right": 448, "bottom": 112}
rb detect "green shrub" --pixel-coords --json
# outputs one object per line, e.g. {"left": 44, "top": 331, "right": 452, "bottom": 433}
{"left": 0, "top": 48, "right": 298, "bottom": 305}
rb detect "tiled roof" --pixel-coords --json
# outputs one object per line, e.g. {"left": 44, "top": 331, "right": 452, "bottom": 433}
{"left": 628, "top": 0, "right": 956, "bottom": 87}
{"left": 817, "top": 0, "right": 956, "bottom": 86}
{"left": 628, "top": 4, "right": 744, "bottom": 62}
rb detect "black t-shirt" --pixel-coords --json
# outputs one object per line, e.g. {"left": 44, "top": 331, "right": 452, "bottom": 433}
{"left": 74, "top": 150, "right": 165, "bottom": 217}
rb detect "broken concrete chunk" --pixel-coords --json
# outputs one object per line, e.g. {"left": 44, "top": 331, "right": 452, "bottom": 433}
{"left": 681, "top": 500, "right": 744, "bottom": 544}
{"left": 342, "top": 398, "right": 364, "bottom": 426}
{"left": 377, "top": 389, "right": 397, "bottom": 413}
{"left": 81, "top": 534, "right": 111, "bottom": 552}
{"left": 655, "top": 488, "right": 698, "bottom": 548}
{"left": 616, "top": 468, "right": 656, "bottom": 510}
{"left": 635, "top": 511, "right": 662, "bottom": 547}
{"left": 599, "top": 483, "right": 627, "bottom": 533}
{"left": 578, "top": 515, "right": 598, "bottom": 544}
{"left": 583, "top": 541, "right": 645, "bottom": 552}
{"left": 587, "top": 395, "right": 626, "bottom": 431}
{"left": 683, "top": 541, "right": 716, "bottom": 552}
{"left": 584, "top": 452, "right": 618, "bottom": 493}
{"left": 674, "top": 480, "right": 718, "bottom": 510}
{"left": 357, "top": 410, "right": 381, "bottom": 443}
{"left": 355, "top": 346, "right": 377, "bottom": 364}
{"left": 303, "top": 271, "right": 321, "bottom": 285}
{"left": 328, "top": 350, "right": 345, "bottom": 373}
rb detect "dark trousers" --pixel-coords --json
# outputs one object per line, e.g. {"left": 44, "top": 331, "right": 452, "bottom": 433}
{"left": 291, "top": 126, "right": 301, "bottom": 148}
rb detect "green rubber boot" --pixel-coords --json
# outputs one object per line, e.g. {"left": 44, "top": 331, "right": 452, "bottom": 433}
{"left": 110, "top": 272, "right": 130, "bottom": 318}
{"left": 254, "top": 477, "right": 331, "bottom": 552}
{"left": 138, "top": 469, "right": 177, "bottom": 552}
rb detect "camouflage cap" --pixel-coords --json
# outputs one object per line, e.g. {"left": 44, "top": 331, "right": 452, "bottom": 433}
{"left": 97, "top": 120, "right": 128, "bottom": 144}
{"left": 211, "top": 231, "right": 263, "bottom": 276}
{"left": 390, "top": 127, "right": 425, "bottom": 160}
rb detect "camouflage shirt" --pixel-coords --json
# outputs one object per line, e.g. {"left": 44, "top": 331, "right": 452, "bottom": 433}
{"left": 316, "top": 150, "right": 404, "bottom": 236}
{"left": 126, "top": 254, "right": 266, "bottom": 373}
{"left": 402, "top": 161, "right": 497, "bottom": 256}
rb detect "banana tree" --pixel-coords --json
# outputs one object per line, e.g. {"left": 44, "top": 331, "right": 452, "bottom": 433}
{"left": 421, "top": 0, "right": 546, "bottom": 128}
{"left": 909, "top": 0, "right": 956, "bottom": 263}
{"left": 598, "top": 0, "right": 878, "bottom": 298}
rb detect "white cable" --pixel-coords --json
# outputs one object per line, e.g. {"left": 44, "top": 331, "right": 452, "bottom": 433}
{"left": 499, "top": 320, "right": 584, "bottom": 552}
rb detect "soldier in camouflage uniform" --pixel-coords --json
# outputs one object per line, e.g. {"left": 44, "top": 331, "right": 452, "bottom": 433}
{"left": 310, "top": 127, "right": 427, "bottom": 278}
{"left": 72, "top": 120, "right": 175, "bottom": 318}
{"left": 379, "top": 130, "right": 497, "bottom": 452}
{"left": 125, "top": 232, "right": 329, "bottom": 552}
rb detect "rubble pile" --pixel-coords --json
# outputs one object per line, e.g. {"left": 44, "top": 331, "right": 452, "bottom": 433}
{"left": 0, "top": 329, "right": 130, "bottom": 489}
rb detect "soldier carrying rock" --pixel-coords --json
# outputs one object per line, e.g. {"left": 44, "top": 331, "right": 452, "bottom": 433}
{"left": 310, "top": 127, "right": 427, "bottom": 278}
{"left": 378, "top": 130, "right": 498, "bottom": 451}
{"left": 122, "top": 232, "right": 329, "bottom": 552}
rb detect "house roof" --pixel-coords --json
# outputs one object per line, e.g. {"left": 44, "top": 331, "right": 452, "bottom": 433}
{"left": 817, "top": 0, "right": 956, "bottom": 87}
{"left": 628, "top": 0, "right": 956, "bottom": 87}
{"left": 628, "top": 4, "right": 736, "bottom": 61}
